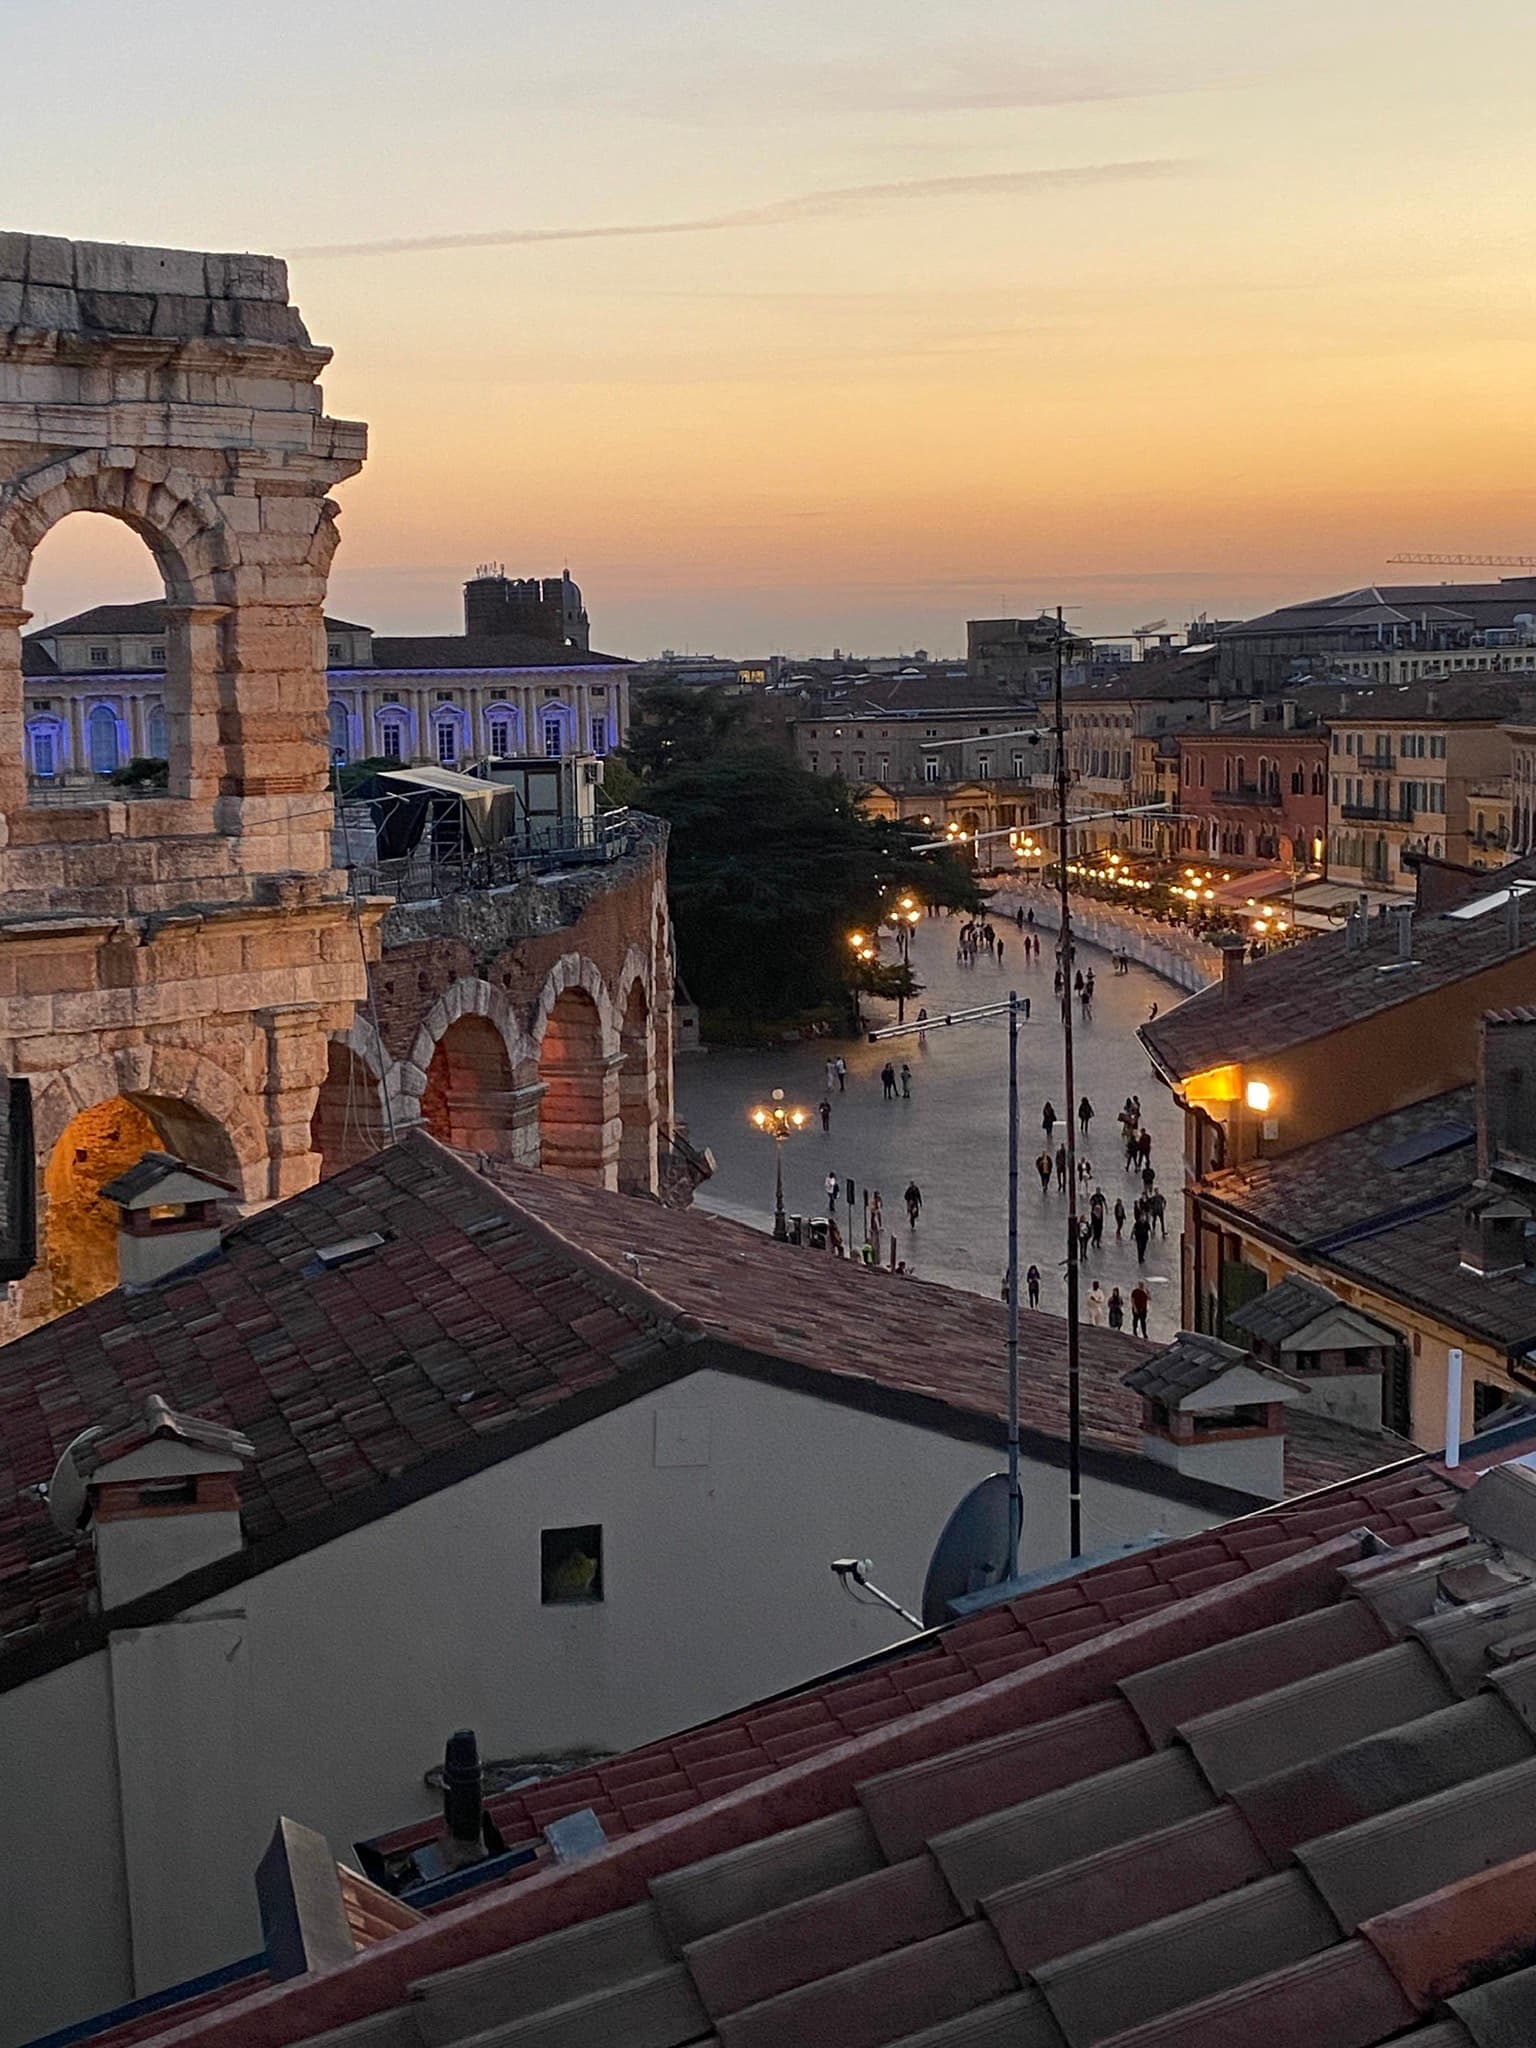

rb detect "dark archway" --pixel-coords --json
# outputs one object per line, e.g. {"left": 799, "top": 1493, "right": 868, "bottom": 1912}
{"left": 310, "top": 1041, "right": 387, "bottom": 1176}
{"left": 422, "top": 1016, "right": 516, "bottom": 1154}
{"left": 538, "top": 987, "right": 611, "bottom": 1185}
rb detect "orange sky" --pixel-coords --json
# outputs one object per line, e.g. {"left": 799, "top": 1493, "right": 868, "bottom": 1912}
{"left": 11, "top": 0, "right": 1536, "bottom": 654}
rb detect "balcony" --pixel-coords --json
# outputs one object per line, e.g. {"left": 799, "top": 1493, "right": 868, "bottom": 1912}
{"left": 1216, "top": 784, "right": 1281, "bottom": 809}
{"left": 1340, "top": 801, "right": 1394, "bottom": 821}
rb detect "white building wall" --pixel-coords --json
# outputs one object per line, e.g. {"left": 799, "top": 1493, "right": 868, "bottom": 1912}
{"left": 0, "top": 1367, "right": 1219, "bottom": 2046}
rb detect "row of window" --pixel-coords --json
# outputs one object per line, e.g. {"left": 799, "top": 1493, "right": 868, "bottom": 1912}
{"left": 1332, "top": 730, "right": 1448, "bottom": 759}
{"left": 1332, "top": 776, "right": 1446, "bottom": 815}
{"left": 329, "top": 703, "right": 609, "bottom": 768}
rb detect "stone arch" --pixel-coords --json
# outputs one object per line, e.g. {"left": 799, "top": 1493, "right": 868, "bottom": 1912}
{"left": 310, "top": 1037, "right": 389, "bottom": 1176}
{"left": 399, "top": 977, "right": 536, "bottom": 1162}
{"left": 32, "top": 1044, "right": 261, "bottom": 1316}
{"left": 422, "top": 1017, "right": 517, "bottom": 1153}
{"left": 534, "top": 953, "right": 620, "bottom": 1187}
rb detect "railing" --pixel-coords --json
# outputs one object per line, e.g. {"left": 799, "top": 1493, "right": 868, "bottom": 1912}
{"left": 1340, "top": 801, "right": 1394, "bottom": 821}
{"left": 1216, "top": 785, "right": 1281, "bottom": 808}
{"left": 347, "top": 809, "right": 661, "bottom": 904}
{"left": 27, "top": 778, "right": 174, "bottom": 804}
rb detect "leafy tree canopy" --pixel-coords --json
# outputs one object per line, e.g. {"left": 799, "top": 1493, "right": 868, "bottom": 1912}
{"left": 622, "top": 682, "right": 749, "bottom": 781}
{"left": 643, "top": 744, "right": 985, "bottom": 1021}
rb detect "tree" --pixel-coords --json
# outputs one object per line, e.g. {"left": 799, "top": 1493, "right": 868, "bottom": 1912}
{"left": 644, "top": 745, "right": 984, "bottom": 1022}
{"left": 622, "top": 682, "right": 748, "bottom": 781}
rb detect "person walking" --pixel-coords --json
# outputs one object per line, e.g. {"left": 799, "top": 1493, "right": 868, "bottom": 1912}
{"left": 825, "top": 1057, "right": 838, "bottom": 1095}
{"left": 916, "top": 1006, "right": 928, "bottom": 1044}
{"left": 1089, "top": 1187, "right": 1106, "bottom": 1246}
{"left": 1113, "top": 1196, "right": 1126, "bottom": 1239}
{"left": 1056, "top": 1142, "right": 1068, "bottom": 1191}
{"left": 1138, "top": 1126, "right": 1153, "bottom": 1167}
{"left": 1079, "top": 1094, "right": 1094, "bottom": 1139}
{"left": 1086, "top": 1279, "right": 1106, "bottom": 1326}
{"left": 1042, "top": 1099, "right": 1057, "bottom": 1141}
{"left": 1035, "top": 1149, "right": 1053, "bottom": 1194}
{"left": 1078, "top": 1215, "right": 1093, "bottom": 1256}
{"left": 904, "top": 1181, "right": 923, "bottom": 1226}
{"left": 900, "top": 1062, "right": 912, "bottom": 1099}
{"left": 828, "top": 1218, "right": 845, "bottom": 1258}
{"left": 835, "top": 1056, "right": 847, "bottom": 1093}
{"left": 1141, "top": 1161, "right": 1157, "bottom": 1198}
{"left": 825, "top": 1171, "right": 839, "bottom": 1215}
{"left": 880, "top": 1061, "right": 896, "bottom": 1101}
{"left": 1026, "top": 1263, "right": 1041, "bottom": 1308}
{"left": 1151, "top": 1188, "right": 1167, "bottom": 1237}
{"left": 996, "top": 939, "right": 1005, "bottom": 968}
{"left": 818, "top": 1098, "right": 831, "bottom": 1133}
{"left": 1133, "top": 1212, "right": 1151, "bottom": 1262}
{"left": 1130, "top": 1281, "right": 1151, "bottom": 1339}
{"left": 1107, "top": 1286, "right": 1125, "bottom": 1331}
{"left": 1016, "top": 907, "right": 1026, "bottom": 931}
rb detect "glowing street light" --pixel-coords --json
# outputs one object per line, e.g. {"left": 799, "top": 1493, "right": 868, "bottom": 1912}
{"left": 750, "top": 1087, "right": 809, "bottom": 1241}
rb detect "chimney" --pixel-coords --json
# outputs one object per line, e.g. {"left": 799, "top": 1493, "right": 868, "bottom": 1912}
{"left": 68, "top": 1394, "right": 254, "bottom": 1608}
{"left": 1248, "top": 699, "right": 1263, "bottom": 731}
{"left": 1394, "top": 904, "right": 1415, "bottom": 962}
{"left": 439, "top": 1729, "right": 504, "bottom": 1871}
{"left": 99, "top": 1152, "right": 236, "bottom": 1289}
{"left": 1281, "top": 698, "right": 1298, "bottom": 731}
{"left": 1218, "top": 933, "right": 1246, "bottom": 1002}
{"left": 1207, "top": 700, "right": 1221, "bottom": 729}
{"left": 1123, "top": 1334, "right": 1305, "bottom": 1501}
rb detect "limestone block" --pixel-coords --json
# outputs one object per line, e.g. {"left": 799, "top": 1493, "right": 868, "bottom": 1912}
{"left": 21, "top": 283, "right": 78, "bottom": 328}
{"left": 77, "top": 290, "right": 156, "bottom": 335}
{"left": 25, "top": 236, "right": 75, "bottom": 286}
{"left": 0, "top": 281, "right": 23, "bottom": 325}
{"left": 204, "top": 252, "right": 287, "bottom": 302}
{"left": 150, "top": 293, "right": 215, "bottom": 338}
{"left": 0, "top": 232, "right": 26, "bottom": 281}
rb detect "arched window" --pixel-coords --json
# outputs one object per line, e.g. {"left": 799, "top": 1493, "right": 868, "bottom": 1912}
{"left": 484, "top": 704, "right": 523, "bottom": 758}
{"left": 27, "top": 719, "right": 63, "bottom": 778}
{"left": 377, "top": 712, "right": 408, "bottom": 762}
{"left": 88, "top": 704, "right": 121, "bottom": 775}
{"left": 146, "top": 702, "right": 167, "bottom": 759}
{"left": 327, "top": 700, "right": 350, "bottom": 764}
{"left": 541, "top": 705, "right": 569, "bottom": 758}
{"left": 435, "top": 717, "right": 459, "bottom": 766}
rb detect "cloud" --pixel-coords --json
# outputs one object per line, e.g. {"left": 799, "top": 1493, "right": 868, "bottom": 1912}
{"left": 295, "top": 159, "right": 1189, "bottom": 260}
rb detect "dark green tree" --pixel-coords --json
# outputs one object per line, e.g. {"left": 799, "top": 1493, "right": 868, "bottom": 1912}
{"left": 621, "top": 682, "right": 749, "bottom": 781}
{"left": 643, "top": 745, "right": 984, "bottom": 1022}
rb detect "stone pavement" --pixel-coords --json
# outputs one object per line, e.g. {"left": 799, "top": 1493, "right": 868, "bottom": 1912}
{"left": 675, "top": 894, "right": 1187, "bottom": 1342}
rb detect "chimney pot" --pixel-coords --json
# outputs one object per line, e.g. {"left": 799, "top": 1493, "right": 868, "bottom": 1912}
{"left": 1220, "top": 937, "right": 1246, "bottom": 1002}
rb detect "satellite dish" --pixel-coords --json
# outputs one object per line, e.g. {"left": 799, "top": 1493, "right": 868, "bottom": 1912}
{"left": 921, "top": 1472, "right": 1014, "bottom": 1628}
{"left": 45, "top": 1426, "right": 104, "bottom": 1534}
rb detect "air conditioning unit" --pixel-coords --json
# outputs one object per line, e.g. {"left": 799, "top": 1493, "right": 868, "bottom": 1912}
{"left": 582, "top": 762, "right": 601, "bottom": 786}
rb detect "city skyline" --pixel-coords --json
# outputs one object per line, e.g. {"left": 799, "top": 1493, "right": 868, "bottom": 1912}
{"left": 9, "top": 0, "right": 1536, "bottom": 655}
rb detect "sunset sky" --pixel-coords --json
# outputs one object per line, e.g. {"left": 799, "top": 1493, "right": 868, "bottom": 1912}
{"left": 8, "top": 0, "right": 1536, "bottom": 655}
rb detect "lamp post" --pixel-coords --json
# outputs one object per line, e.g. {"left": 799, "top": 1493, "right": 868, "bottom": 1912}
{"left": 751, "top": 1087, "right": 808, "bottom": 1241}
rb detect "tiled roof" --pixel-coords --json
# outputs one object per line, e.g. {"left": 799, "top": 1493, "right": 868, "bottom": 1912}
{"left": 1221, "top": 578, "right": 1536, "bottom": 637}
{"left": 1326, "top": 1205, "right": 1536, "bottom": 1361}
{"left": 0, "top": 1137, "right": 1405, "bottom": 1674}
{"left": 367, "top": 635, "right": 623, "bottom": 671}
{"left": 1123, "top": 1330, "right": 1306, "bottom": 1403}
{"left": 27, "top": 602, "right": 363, "bottom": 641}
{"left": 1199, "top": 1089, "right": 1479, "bottom": 1251}
{"left": 1141, "top": 868, "right": 1536, "bottom": 1082}
{"left": 1229, "top": 1273, "right": 1356, "bottom": 1345}
{"left": 798, "top": 675, "right": 1020, "bottom": 717}
{"left": 1307, "top": 675, "right": 1536, "bottom": 724}
{"left": 112, "top": 1445, "right": 1528, "bottom": 2048}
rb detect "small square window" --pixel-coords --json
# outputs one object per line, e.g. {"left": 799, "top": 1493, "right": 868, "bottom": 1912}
{"left": 89, "top": 646, "right": 109, "bottom": 664}
{"left": 150, "top": 646, "right": 166, "bottom": 664}
{"left": 541, "top": 1524, "right": 603, "bottom": 1604}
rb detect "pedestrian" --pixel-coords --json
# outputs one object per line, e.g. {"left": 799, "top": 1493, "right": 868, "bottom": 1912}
{"left": 1124, "top": 1127, "right": 1139, "bottom": 1172}
{"left": 818, "top": 1098, "right": 831, "bottom": 1133}
{"left": 996, "top": 940, "right": 1005, "bottom": 967}
{"left": 1042, "top": 1099, "right": 1057, "bottom": 1140}
{"left": 1056, "top": 1143, "right": 1068, "bottom": 1190}
{"left": 1026, "top": 907, "right": 1035, "bottom": 927}
{"left": 1084, "top": 968, "right": 1095, "bottom": 1000}
{"left": 1131, "top": 1281, "right": 1150, "bottom": 1338}
{"left": 917, "top": 1006, "right": 928, "bottom": 1043}
{"left": 1086, "top": 1279, "right": 1106, "bottom": 1326}
{"left": 1074, "top": 969, "right": 1084, "bottom": 994}
{"left": 900, "top": 1062, "right": 912, "bottom": 1099}
{"left": 1079, "top": 1094, "right": 1094, "bottom": 1138}
{"left": 1016, "top": 907, "right": 1025, "bottom": 930}
{"left": 861, "top": 1238, "right": 877, "bottom": 1267}
{"left": 999, "top": 1271, "right": 1010, "bottom": 1303}
{"left": 1151, "top": 1188, "right": 1167, "bottom": 1237}
{"left": 1054, "top": 968, "right": 1064, "bottom": 996}
{"left": 904, "top": 1181, "right": 923, "bottom": 1226}
{"left": 1036, "top": 1149, "right": 1053, "bottom": 1194}
{"left": 1078, "top": 1215, "right": 1093, "bottom": 1255}
{"left": 1141, "top": 1162, "right": 1157, "bottom": 1197}
{"left": 1107, "top": 1286, "right": 1125, "bottom": 1331}
{"left": 825, "top": 1171, "right": 839, "bottom": 1214}
{"left": 1148, "top": 1001, "right": 1158, "bottom": 1020}
{"left": 1133, "top": 1214, "right": 1151, "bottom": 1262}
{"left": 1089, "top": 1187, "right": 1106, "bottom": 1246}
{"left": 825, "top": 1058, "right": 837, "bottom": 1094}
{"left": 1138, "top": 1128, "right": 1153, "bottom": 1166}
{"left": 1026, "top": 1263, "right": 1041, "bottom": 1307}
{"left": 870, "top": 1190, "right": 883, "bottom": 1237}
{"left": 1114, "top": 1196, "right": 1126, "bottom": 1239}
{"left": 835, "top": 1056, "right": 847, "bottom": 1093}
{"left": 828, "top": 1218, "right": 845, "bottom": 1258}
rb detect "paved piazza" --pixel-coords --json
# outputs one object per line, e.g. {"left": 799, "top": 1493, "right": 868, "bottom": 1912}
{"left": 676, "top": 892, "right": 1186, "bottom": 1342}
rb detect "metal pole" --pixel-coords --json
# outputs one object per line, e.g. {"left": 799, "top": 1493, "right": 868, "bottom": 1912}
{"left": 1055, "top": 605, "right": 1084, "bottom": 1557}
{"left": 1006, "top": 989, "right": 1022, "bottom": 1576}
{"left": 773, "top": 1135, "right": 788, "bottom": 1241}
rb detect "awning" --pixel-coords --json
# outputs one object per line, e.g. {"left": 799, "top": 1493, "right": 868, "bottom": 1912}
{"left": 380, "top": 767, "right": 514, "bottom": 850}
{"left": 1210, "top": 866, "right": 1291, "bottom": 905}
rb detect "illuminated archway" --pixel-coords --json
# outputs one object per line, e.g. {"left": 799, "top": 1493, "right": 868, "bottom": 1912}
{"left": 538, "top": 987, "right": 616, "bottom": 1186}
{"left": 617, "top": 978, "right": 656, "bottom": 1195}
{"left": 422, "top": 1016, "right": 517, "bottom": 1154}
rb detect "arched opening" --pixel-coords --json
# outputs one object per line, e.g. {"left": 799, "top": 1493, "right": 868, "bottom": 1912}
{"left": 310, "top": 1041, "right": 387, "bottom": 1176}
{"left": 539, "top": 987, "right": 614, "bottom": 1186}
{"left": 422, "top": 1014, "right": 516, "bottom": 1154}
{"left": 18, "top": 511, "right": 191, "bottom": 800}
{"left": 327, "top": 700, "right": 351, "bottom": 764}
{"left": 618, "top": 980, "right": 656, "bottom": 1195}
{"left": 43, "top": 1091, "right": 236, "bottom": 1314}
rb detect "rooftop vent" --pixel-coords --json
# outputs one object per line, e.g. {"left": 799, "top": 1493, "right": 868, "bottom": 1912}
{"left": 309, "top": 1233, "right": 389, "bottom": 1272}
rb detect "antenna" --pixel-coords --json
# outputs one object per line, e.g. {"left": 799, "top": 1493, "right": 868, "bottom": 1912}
{"left": 920, "top": 1473, "right": 1014, "bottom": 1627}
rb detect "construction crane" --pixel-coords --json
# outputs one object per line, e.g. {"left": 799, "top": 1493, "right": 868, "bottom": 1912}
{"left": 1388, "top": 552, "right": 1536, "bottom": 570}
{"left": 1130, "top": 617, "right": 1168, "bottom": 654}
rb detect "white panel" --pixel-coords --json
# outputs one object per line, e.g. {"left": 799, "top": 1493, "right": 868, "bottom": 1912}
{"left": 654, "top": 1408, "right": 711, "bottom": 1467}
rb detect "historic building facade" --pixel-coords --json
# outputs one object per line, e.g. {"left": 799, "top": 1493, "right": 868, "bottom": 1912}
{"left": 0, "top": 231, "right": 672, "bottom": 1331}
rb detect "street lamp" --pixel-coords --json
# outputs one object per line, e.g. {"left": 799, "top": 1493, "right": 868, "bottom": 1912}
{"left": 751, "top": 1087, "right": 808, "bottom": 1241}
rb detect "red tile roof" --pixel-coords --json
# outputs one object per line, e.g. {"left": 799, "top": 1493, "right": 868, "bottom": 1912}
{"left": 0, "top": 1136, "right": 1405, "bottom": 1672}
{"left": 105, "top": 1448, "right": 1521, "bottom": 2048}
